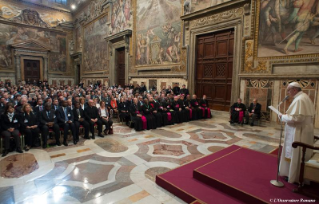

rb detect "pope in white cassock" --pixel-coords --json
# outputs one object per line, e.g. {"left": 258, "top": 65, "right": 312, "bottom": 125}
{"left": 279, "top": 82, "right": 315, "bottom": 184}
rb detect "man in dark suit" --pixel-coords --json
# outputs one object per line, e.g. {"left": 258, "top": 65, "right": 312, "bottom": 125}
{"left": 52, "top": 99, "right": 59, "bottom": 111}
{"left": 84, "top": 99, "right": 103, "bottom": 139}
{"left": 180, "top": 84, "right": 189, "bottom": 96}
{"left": 73, "top": 102, "right": 90, "bottom": 140}
{"left": 245, "top": 98, "right": 261, "bottom": 126}
{"left": 139, "top": 82, "right": 147, "bottom": 93}
{"left": 33, "top": 98, "right": 44, "bottom": 115}
{"left": 172, "top": 83, "right": 180, "bottom": 96}
{"left": 39, "top": 103, "right": 61, "bottom": 148}
{"left": 56, "top": 100, "right": 76, "bottom": 146}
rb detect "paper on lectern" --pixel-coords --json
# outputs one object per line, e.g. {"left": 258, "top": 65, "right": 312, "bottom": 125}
{"left": 268, "top": 106, "right": 282, "bottom": 116}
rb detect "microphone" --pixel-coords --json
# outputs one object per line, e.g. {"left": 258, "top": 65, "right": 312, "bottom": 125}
{"left": 279, "top": 95, "right": 289, "bottom": 106}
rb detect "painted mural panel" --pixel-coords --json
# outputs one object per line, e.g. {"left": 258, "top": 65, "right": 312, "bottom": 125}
{"left": 0, "top": 23, "right": 67, "bottom": 72}
{"left": 49, "top": 33, "right": 67, "bottom": 72}
{"left": 136, "top": 0, "right": 182, "bottom": 66}
{"left": 83, "top": 14, "right": 108, "bottom": 72}
{"left": 257, "top": 0, "right": 319, "bottom": 57}
{"left": 0, "top": 1, "right": 72, "bottom": 27}
{"left": 109, "top": 0, "right": 132, "bottom": 35}
{"left": 0, "top": 24, "right": 14, "bottom": 69}
{"left": 75, "top": 27, "right": 82, "bottom": 52}
{"left": 184, "top": 0, "right": 231, "bottom": 14}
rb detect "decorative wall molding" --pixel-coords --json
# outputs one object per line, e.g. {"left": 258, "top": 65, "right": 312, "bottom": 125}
{"left": 189, "top": 8, "right": 244, "bottom": 28}
{"left": 181, "top": 0, "right": 248, "bottom": 21}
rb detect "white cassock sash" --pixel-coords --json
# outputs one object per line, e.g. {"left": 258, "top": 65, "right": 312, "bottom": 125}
{"left": 284, "top": 125, "right": 294, "bottom": 159}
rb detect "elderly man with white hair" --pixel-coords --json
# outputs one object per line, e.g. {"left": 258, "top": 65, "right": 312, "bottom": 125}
{"left": 279, "top": 82, "right": 315, "bottom": 184}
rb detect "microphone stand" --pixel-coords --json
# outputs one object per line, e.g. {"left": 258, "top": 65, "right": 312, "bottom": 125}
{"left": 270, "top": 102, "right": 285, "bottom": 187}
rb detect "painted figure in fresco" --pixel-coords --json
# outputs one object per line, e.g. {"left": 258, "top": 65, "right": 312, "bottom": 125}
{"left": 283, "top": 0, "right": 317, "bottom": 54}
{"left": 259, "top": 0, "right": 292, "bottom": 45}
{"left": 124, "top": 0, "right": 131, "bottom": 21}
{"left": 0, "top": 46, "right": 11, "bottom": 67}
{"left": 136, "top": 34, "right": 141, "bottom": 65}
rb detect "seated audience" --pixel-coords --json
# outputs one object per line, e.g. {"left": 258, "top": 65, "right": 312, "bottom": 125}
{"left": 73, "top": 102, "right": 90, "bottom": 140}
{"left": 98, "top": 101, "right": 113, "bottom": 135}
{"left": 230, "top": 98, "right": 246, "bottom": 125}
{"left": 1, "top": 103, "right": 23, "bottom": 157}
{"left": 56, "top": 100, "right": 76, "bottom": 146}
{"left": 40, "top": 103, "right": 61, "bottom": 147}
{"left": 84, "top": 99, "right": 103, "bottom": 139}
{"left": 245, "top": 98, "right": 261, "bottom": 126}
{"left": 20, "top": 104, "right": 40, "bottom": 150}
{"left": 118, "top": 97, "right": 130, "bottom": 125}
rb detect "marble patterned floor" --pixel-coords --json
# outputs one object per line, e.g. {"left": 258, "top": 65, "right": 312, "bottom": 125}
{"left": 0, "top": 118, "right": 311, "bottom": 204}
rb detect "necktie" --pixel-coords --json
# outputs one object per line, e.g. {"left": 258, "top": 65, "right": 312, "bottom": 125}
{"left": 77, "top": 109, "right": 80, "bottom": 118}
{"left": 64, "top": 108, "right": 68, "bottom": 121}
{"left": 40, "top": 106, "right": 43, "bottom": 111}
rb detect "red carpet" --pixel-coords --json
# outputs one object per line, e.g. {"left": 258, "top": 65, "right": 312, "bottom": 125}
{"left": 156, "top": 145, "right": 243, "bottom": 204}
{"left": 156, "top": 145, "right": 318, "bottom": 204}
{"left": 269, "top": 146, "right": 281, "bottom": 156}
{"left": 194, "top": 147, "right": 317, "bottom": 203}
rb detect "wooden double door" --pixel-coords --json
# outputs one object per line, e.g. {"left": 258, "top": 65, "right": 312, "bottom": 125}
{"left": 24, "top": 60, "right": 40, "bottom": 83}
{"left": 116, "top": 47, "right": 126, "bottom": 86}
{"left": 195, "top": 29, "right": 234, "bottom": 111}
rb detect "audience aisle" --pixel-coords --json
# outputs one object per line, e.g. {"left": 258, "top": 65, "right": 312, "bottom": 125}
{"left": 0, "top": 117, "right": 309, "bottom": 204}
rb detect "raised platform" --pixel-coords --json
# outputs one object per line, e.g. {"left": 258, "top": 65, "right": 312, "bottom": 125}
{"left": 156, "top": 145, "right": 243, "bottom": 203}
{"left": 156, "top": 145, "right": 318, "bottom": 204}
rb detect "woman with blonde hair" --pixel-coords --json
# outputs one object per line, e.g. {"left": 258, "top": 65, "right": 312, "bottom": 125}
{"left": 79, "top": 97, "right": 86, "bottom": 110}
{"left": 20, "top": 103, "right": 40, "bottom": 150}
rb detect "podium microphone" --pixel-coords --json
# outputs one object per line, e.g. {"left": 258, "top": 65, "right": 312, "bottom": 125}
{"left": 271, "top": 95, "right": 289, "bottom": 187}
{"left": 278, "top": 95, "right": 289, "bottom": 106}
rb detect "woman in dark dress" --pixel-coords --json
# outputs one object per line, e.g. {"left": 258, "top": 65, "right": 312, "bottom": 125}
{"left": 1, "top": 103, "right": 23, "bottom": 157}
{"left": 141, "top": 98, "right": 156, "bottom": 130}
{"left": 20, "top": 104, "right": 40, "bottom": 151}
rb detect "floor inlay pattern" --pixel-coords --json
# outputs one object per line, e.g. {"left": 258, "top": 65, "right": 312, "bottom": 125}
{"left": 0, "top": 117, "right": 305, "bottom": 204}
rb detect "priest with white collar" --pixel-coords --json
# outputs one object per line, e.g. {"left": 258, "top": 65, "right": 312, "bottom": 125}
{"left": 279, "top": 82, "right": 315, "bottom": 184}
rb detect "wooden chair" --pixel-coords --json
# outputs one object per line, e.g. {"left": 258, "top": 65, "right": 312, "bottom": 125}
{"left": 292, "top": 135, "right": 319, "bottom": 199}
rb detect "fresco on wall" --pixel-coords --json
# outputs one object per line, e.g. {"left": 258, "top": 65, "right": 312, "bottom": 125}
{"left": 184, "top": 0, "right": 231, "bottom": 14}
{"left": 83, "top": 14, "right": 108, "bottom": 72}
{"left": 136, "top": 0, "right": 182, "bottom": 66}
{"left": 0, "top": 23, "right": 67, "bottom": 72}
{"left": 75, "top": 27, "right": 82, "bottom": 52}
{"left": 0, "top": 3, "right": 72, "bottom": 27}
{"left": 257, "top": 0, "right": 319, "bottom": 57}
{"left": 49, "top": 33, "right": 67, "bottom": 72}
{"left": 109, "top": 0, "right": 132, "bottom": 35}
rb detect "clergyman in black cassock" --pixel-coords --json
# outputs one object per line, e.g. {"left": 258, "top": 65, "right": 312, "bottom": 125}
{"left": 190, "top": 95, "right": 202, "bottom": 120}
{"left": 230, "top": 98, "right": 246, "bottom": 124}
{"left": 141, "top": 98, "right": 156, "bottom": 130}
{"left": 129, "top": 98, "right": 144, "bottom": 131}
